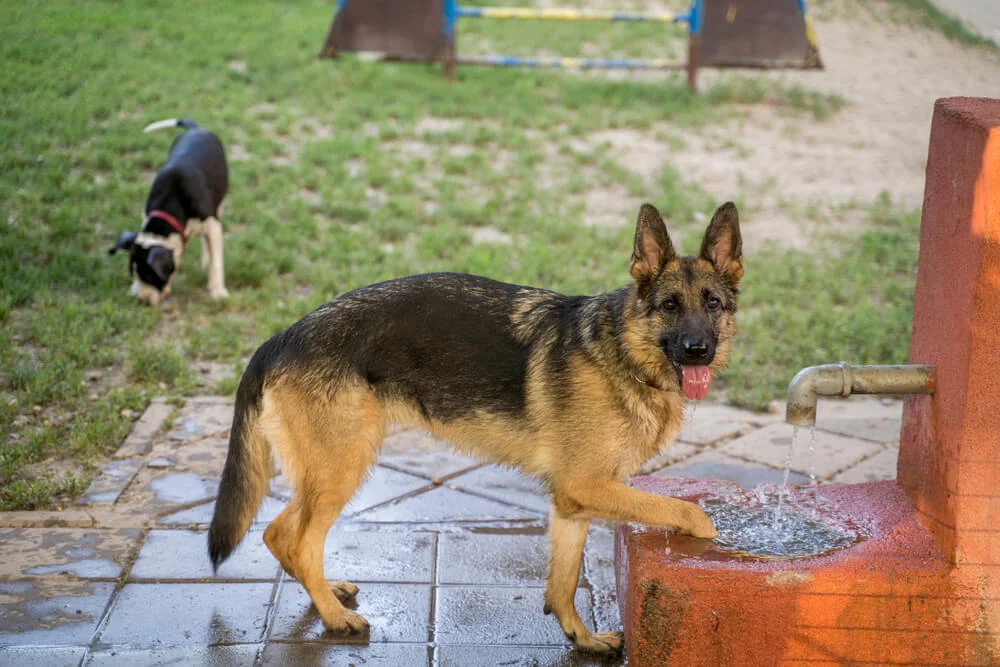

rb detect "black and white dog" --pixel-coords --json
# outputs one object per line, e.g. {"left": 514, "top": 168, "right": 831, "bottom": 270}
{"left": 110, "top": 119, "right": 229, "bottom": 305}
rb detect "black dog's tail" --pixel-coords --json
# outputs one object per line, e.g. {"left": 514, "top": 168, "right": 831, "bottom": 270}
{"left": 142, "top": 118, "right": 199, "bottom": 133}
{"left": 207, "top": 342, "right": 276, "bottom": 571}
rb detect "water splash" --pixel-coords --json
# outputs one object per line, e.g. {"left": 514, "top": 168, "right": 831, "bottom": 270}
{"left": 775, "top": 426, "right": 799, "bottom": 522}
{"left": 808, "top": 425, "right": 818, "bottom": 485}
{"left": 702, "top": 492, "right": 860, "bottom": 559}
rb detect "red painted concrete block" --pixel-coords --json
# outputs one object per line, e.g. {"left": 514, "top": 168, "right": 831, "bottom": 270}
{"left": 617, "top": 98, "right": 1000, "bottom": 665}
{"left": 616, "top": 477, "right": 1000, "bottom": 666}
{"left": 900, "top": 97, "right": 1000, "bottom": 564}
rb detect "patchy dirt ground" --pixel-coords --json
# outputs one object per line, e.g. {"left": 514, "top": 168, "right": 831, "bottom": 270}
{"left": 567, "top": 0, "right": 1000, "bottom": 249}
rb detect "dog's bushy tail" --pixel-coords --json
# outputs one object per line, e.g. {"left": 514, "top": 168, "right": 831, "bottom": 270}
{"left": 208, "top": 341, "right": 275, "bottom": 572}
{"left": 143, "top": 118, "right": 199, "bottom": 133}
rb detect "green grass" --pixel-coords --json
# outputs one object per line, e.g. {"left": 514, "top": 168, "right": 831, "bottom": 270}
{"left": 1, "top": 0, "right": 915, "bottom": 509}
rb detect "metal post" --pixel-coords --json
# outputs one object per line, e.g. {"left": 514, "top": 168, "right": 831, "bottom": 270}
{"left": 318, "top": 0, "right": 350, "bottom": 59}
{"left": 444, "top": 0, "right": 458, "bottom": 79}
{"left": 686, "top": 0, "right": 702, "bottom": 91}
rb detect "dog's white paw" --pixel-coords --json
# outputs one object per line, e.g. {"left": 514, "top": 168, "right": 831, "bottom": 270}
{"left": 210, "top": 287, "right": 230, "bottom": 300}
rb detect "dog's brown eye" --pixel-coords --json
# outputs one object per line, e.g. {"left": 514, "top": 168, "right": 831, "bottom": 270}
{"left": 706, "top": 295, "right": 722, "bottom": 310}
{"left": 662, "top": 299, "right": 678, "bottom": 312}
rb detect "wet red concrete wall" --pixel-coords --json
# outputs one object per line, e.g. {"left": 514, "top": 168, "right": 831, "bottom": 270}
{"left": 899, "top": 97, "right": 1000, "bottom": 566}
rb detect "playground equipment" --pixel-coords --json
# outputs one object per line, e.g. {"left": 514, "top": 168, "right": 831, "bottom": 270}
{"left": 319, "top": 0, "right": 822, "bottom": 89}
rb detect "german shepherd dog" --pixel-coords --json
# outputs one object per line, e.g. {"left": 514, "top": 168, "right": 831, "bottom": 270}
{"left": 209, "top": 201, "right": 743, "bottom": 655}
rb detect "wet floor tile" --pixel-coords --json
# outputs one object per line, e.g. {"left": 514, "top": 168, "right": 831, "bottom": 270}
{"left": 270, "top": 466, "right": 431, "bottom": 517}
{"left": 86, "top": 644, "right": 260, "bottom": 665}
{"left": 351, "top": 486, "right": 536, "bottom": 524}
{"left": 169, "top": 434, "right": 230, "bottom": 478}
{"left": 435, "top": 586, "right": 592, "bottom": 646}
{"left": 343, "top": 467, "right": 432, "bottom": 515}
{"left": 269, "top": 583, "right": 431, "bottom": 644}
{"left": 436, "top": 645, "right": 620, "bottom": 666}
{"left": 379, "top": 430, "right": 481, "bottom": 479}
{"left": 77, "top": 458, "right": 144, "bottom": 506}
{"left": 581, "top": 527, "right": 621, "bottom": 634}
{"left": 0, "top": 646, "right": 87, "bottom": 667}
{"left": 816, "top": 416, "right": 902, "bottom": 444}
{"left": 149, "top": 472, "right": 219, "bottom": 505}
{"left": 0, "top": 528, "right": 140, "bottom": 579}
{"left": 636, "top": 442, "right": 700, "bottom": 475}
{"left": 676, "top": 402, "right": 769, "bottom": 445}
{"left": 437, "top": 532, "right": 548, "bottom": 585}
{"left": 719, "top": 423, "right": 882, "bottom": 479}
{"left": 114, "top": 469, "right": 220, "bottom": 518}
{"left": 323, "top": 531, "right": 435, "bottom": 583}
{"left": 812, "top": 396, "right": 903, "bottom": 421}
{"left": 582, "top": 526, "right": 616, "bottom": 592}
{"left": 156, "top": 496, "right": 286, "bottom": 528}
{"left": 831, "top": 445, "right": 899, "bottom": 483}
{"left": 447, "top": 465, "right": 550, "bottom": 514}
{"left": 262, "top": 642, "right": 431, "bottom": 666}
{"left": 98, "top": 583, "right": 273, "bottom": 648}
{"left": 130, "top": 530, "right": 280, "bottom": 581}
{"left": 656, "top": 449, "right": 810, "bottom": 488}
{"left": 0, "top": 580, "right": 115, "bottom": 646}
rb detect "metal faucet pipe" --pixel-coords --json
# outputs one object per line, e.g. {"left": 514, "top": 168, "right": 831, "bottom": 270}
{"left": 785, "top": 362, "right": 935, "bottom": 427}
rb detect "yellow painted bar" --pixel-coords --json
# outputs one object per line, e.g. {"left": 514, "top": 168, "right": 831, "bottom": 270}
{"left": 459, "top": 6, "right": 677, "bottom": 22}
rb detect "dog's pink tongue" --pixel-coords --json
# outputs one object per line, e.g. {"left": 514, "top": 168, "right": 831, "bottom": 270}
{"left": 682, "top": 365, "right": 712, "bottom": 400}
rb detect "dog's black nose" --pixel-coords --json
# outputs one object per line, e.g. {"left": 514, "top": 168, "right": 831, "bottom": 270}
{"left": 681, "top": 337, "right": 712, "bottom": 363}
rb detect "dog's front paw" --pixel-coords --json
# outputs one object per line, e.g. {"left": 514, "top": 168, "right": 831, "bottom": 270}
{"left": 329, "top": 580, "right": 359, "bottom": 601}
{"left": 573, "top": 630, "right": 624, "bottom": 655}
{"left": 322, "top": 609, "right": 370, "bottom": 635}
{"left": 677, "top": 502, "right": 718, "bottom": 539}
{"left": 210, "top": 287, "right": 230, "bottom": 300}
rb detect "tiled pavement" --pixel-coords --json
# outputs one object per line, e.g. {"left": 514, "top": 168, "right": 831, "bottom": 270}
{"left": 0, "top": 395, "right": 904, "bottom": 665}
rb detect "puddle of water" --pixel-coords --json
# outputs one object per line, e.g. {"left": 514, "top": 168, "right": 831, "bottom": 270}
{"left": 700, "top": 490, "right": 861, "bottom": 559}
{"left": 83, "top": 491, "right": 119, "bottom": 503}
{"left": 150, "top": 472, "right": 217, "bottom": 504}
{"left": 26, "top": 559, "right": 121, "bottom": 578}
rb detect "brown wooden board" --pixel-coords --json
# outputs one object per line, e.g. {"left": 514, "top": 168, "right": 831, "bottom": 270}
{"left": 698, "top": 0, "right": 821, "bottom": 69}
{"left": 320, "top": 0, "right": 447, "bottom": 61}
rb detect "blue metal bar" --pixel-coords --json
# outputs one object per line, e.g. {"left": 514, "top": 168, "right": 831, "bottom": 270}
{"left": 454, "top": 54, "right": 685, "bottom": 70}
{"left": 689, "top": 0, "right": 702, "bottom": 35}
{"left": 455, "top": 6, "right": 683, "bottom": 22}
{"left": 444, "top": 0, "right": 458, "bottom": 39}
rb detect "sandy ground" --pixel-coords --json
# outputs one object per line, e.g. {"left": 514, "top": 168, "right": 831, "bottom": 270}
{"left": 569, "top": 1, "right": 1000, "bottom": 250}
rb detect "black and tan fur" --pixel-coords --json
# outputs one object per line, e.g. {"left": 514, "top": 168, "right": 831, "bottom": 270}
{"left": 209, "top": 202, "right": 744, "bottom": 655}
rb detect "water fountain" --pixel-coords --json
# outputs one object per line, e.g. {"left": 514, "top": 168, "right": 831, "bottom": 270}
{"left": 615, "top": 97, "right": 1000, "bottom": 665}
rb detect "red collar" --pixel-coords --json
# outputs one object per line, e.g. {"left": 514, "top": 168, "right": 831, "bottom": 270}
{"left": 145, "top": 210, "right": 186, "bottom": 242}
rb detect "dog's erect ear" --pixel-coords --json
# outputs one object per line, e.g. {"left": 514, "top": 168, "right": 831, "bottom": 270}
{"left": 630, "top": 203, "right": 676, "bottom": 283}
{"left": 109, "top": 231, "right": 138, "bottom": 255}
{"left": 146, "top": 246, "right": 175, "bottom": 284}
{"left": 699, "top": 202, "right": 744, "bottom": 286}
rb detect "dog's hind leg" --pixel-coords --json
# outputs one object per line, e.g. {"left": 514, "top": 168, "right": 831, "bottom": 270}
{"left": 200, "top": 234, "right": 210, "bottom": 270}
{"left": 260, "top": 385, "right": 381, "bottom": 634}
{"left": 204, "top": 217, "right": 229, "bottom": 300}
{"left": 544, "top": 509, "right": 624, "bottom": 655}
